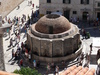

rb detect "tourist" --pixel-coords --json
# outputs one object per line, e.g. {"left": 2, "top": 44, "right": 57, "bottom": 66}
{"left": 62, "top": 60, "right": 65, "bottom": 67}
{"left": 5, "top": 16, "right": 7, "bottom": 21}
{"left": 19, "top": 25, "right": 21, "bottom": 34}
{"left": 15, "top": 52, "right": 18, "bottom": 60}
{"left": 33, "top": 60, "right": 36, "bottom": 68}
{"left": 22, "top": 47, "right": 25, "bottom": 54}
{"left": 13, "top": 26, "right": 16, "bottom": 34}
{"left": 37, "top": 61, "right": 40, "bottom": 68}
{"left": 28, "top": 54, "right": 31, "bottom": 63}
{"left": 46, "top": 63, "right": 50, "bottom": 74}
{"left": 30, "top": 0, "right": 32, "bottom": 5}
{"left": 25, "top": 48, "right": 28, "bottom": 57}
{"left": 17, "top": 44, "right": 20, "bottom": 51}
{"left": 90, "top": 43, "right": 93, "bottom": 54}
{"left": 21, "top": 17, "right": 24, "bottom": 24}
{"left": 15, "top": 36, "right": 18, "bottom": 46}
{"left": 20, "top": 59, "right": 23, "bottom": 66}
{"left": 8, "top": 38, "right": 13, "bottom": 47}
{"left": 8, "top": 18, "right": 11, "bottom": 24}
{"left": 17, "top": 33, "right": 20, "bottom": 42}
{"left": 12, "top": 49, "right": 15, "bottom": 58}
{"left": 51, "top": 62, "right": 55, "bottom": 71}
{"left": 79, "top": 52, "right": 84, "bottom": 66}
{"left": 97, "top": 49, "right": 100, "bottom": 61}
{"left": 32, "top": 3, "right": 34, "bottom": 8}
{"left": 96, "top": 64, "right": 100, "bottom": 75}
{"left": 84, "top": 53, "right": 90, "bottom": 67}
{"left": 70, "top": 17, "right": 72, "bottom": 22}
{"left": 17, "top": 5, "right": 20, "bottom": 10}
{"left": 55, "top": 65, "right": 59, "bottom": 75}
{"left": 21, "top": 42, "right": 24, "bottom": 49}
{"left": 77, "top": 17, "right": 79, "bottom": 23}
{"left": 7, "top": 28, "right": 10, "bottom": 38}
{"left": 82, "top": 28, "right": 86, "bottom": 39}
{"left": 2, "top": 20, "right": 5, "bottom": 24}
{"left": 28, "top": 0, "right": 31, "bottom": 6}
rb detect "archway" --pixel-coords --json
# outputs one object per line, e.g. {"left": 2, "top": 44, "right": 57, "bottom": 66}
{"left": 82, "top": 12, "right": 88, "bottom": 20}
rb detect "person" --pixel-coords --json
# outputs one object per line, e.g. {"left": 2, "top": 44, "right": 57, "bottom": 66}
{"left": 90, "top": 43, "right": 93, "bottom": 54}
{"left": 33, "top": 60, "right": 36, "bottom": 68}
{"left": 15, "top": 52, "right": 17, "bottom": 60}
{"left": 37, "top": 61, "right": 40, "bottom": 68}
{"left": 25, "top": 48, "right": 28, "bottom": 57}
{"left": 30, "top": 0, "right": 32, "bottom": 5}
{"left": 55, "top": 65, "right": 59, "bottom": 75}
{"left": 20, "top": 59, "right": 23, "bottom": 66}
{"left": 12, "top": 49, "right": 15, "bottom": 58}
{"left": 21, "top": 42, "right": 24, "bottom": 49}
{"left": 46, "top": 63, "right": 50, "bottom": 74}
{"left": 62, "top": 60, "right": 65, "bottom": 67}
{"left": 97, "top": 49, "right": 100, "bottom": 61}
{"left": 32, "top": 3, "right": 34, "bottom": 8}
{"left": 13, "top": 26, "right": 16, "bottom": 34}
{"left": 96, "top": 64, "right": 100, "bottom": 75}
{"left": 84, "top": 53, "right": 90, "bottom": 67}
{"left": 79, "top": 52, "right": 84, "bottom": 66}
{"left": 17, "top": 5, "right": 20, "bottom": 9}
{"left": 17, "top": 33, "right": 20, "bottom": 42}
{"left": 82, "top": 28, "right": 86, "bottom": 39}
{"left": 51, "top": 62, "right": 55, "bottom": 71}
{"left": 8, "top": 38, "right": 13, "bottom": 47}
{"left": 28, "top": 54, "right": 31, "bottom": 63}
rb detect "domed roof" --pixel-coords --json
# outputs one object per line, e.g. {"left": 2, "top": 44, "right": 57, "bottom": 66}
{"left": 35, "top": 14, "right": 71, "bottom": 34}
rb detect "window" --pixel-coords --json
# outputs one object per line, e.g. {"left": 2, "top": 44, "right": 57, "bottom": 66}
{"left": 81, "top": 0, "right": 89, "bottom": 4}
{"left": 63, "top": 0, "right": 71, "bottom": 4}
{"left": 73, "top": 11, "right": 77, "bottom": 14}
{"left": 98, "top": 3, "right": 100, "bottom": 7}
{"left": 46, "top": 11, "right": 51, "bottom": 14}
{"left": 47, "top": 0, "right": 51, "bottom": 3}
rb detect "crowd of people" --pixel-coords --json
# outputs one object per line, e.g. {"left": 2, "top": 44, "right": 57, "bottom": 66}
{"left": 3, "top": 7, "right": 40, "bottom": 67}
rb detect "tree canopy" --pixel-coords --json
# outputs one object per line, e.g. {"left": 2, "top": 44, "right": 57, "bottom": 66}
{"left": 13, "top": 67, "right": 41, "bottom": 75}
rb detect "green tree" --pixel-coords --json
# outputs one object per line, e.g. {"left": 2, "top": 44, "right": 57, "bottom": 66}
{"left": 13, "top": 67, "right": 41, "bottom": 75}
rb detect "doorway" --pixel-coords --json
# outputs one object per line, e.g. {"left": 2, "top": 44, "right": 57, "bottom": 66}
{"left": 82, "top": 12, "right": 88, "bottom": 20}
{"left": 64, "top": 10, "right": 70, "bottom": 20}
{"left": 97, "top": 12, "right": 100, "bottom": 20}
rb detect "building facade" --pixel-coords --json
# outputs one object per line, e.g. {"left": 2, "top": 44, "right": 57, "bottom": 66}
{"left": 94, "top": 0, "right": 100, "bottom": 19}
{"left": 39, "top": 0, "right": 95, "bottom": 20}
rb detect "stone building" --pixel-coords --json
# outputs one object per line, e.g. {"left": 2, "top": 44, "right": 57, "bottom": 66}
{"left": 27, "top": 14, "right": 82, "bottom": 62}
{"left": 39, "top": 0, "right": 95, "bottom": 20}
{"left": 94, "top": 0, "right": 100, "bottom": 19}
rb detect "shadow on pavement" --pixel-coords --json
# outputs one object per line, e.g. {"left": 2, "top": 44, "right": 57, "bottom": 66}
{"left": 5, "top": 37, "right": 10, "bottom": 41}
{"left": 6, "top": 47, "right": 12, "bottom": 51}
{"left": 10, "top": 61, "right": 16, "bottom": 65}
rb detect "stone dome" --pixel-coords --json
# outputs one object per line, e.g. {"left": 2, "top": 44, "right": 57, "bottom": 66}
{"left": 35, "top": 14, "right": 71, "bottom": 34}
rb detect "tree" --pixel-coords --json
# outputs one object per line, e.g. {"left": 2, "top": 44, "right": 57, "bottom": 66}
{"left": 13, "top": 67, "right": 41, "bottom": 75}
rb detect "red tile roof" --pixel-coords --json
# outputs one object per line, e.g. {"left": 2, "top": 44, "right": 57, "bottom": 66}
{"left": 0, "top": 71, "right": 19, "bottom": 75}
{"left": 60, "top": 65, "right": 95, "bottom": 75}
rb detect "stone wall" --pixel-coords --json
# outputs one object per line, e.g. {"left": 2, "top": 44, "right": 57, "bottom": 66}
{"left": 32, "top": 44, "right": 82, "bottom": 63}
{"left": 0, "top": 15, "right": 5, "bottom": 70}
